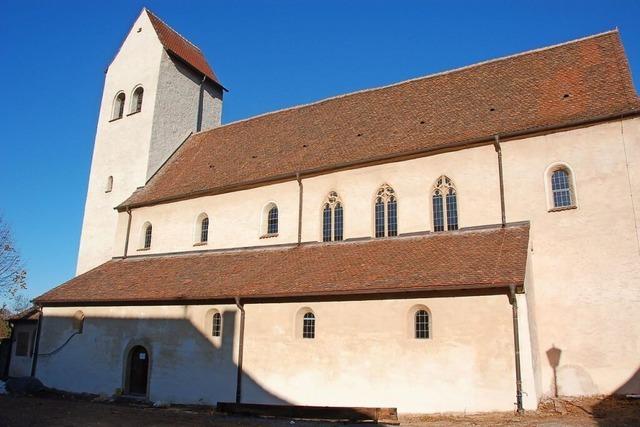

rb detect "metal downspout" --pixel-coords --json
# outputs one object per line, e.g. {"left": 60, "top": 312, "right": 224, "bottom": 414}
{"left": 296, "top": 173, "right": 303, "bottom": 245}
{"left": 234, "top": 297, "right": 246, "bottom": 403}
{"left": 197, "top": 75, "right": 206, "bottom": 132}
{"left": 493, "top": 135, "right": 507, "bottom": 227}
{"left": 509, "top": 285, "right": 524, "bottom": 414}
{"left": 123, "top": 208, "right": 132, "bottom": 258}
{"left": 30, "top": 307, "right": 43, "bottom": 377}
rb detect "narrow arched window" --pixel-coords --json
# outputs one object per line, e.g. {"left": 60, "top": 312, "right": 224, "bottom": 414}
{"left": 105, "top": 176, "right": 113, "bottom": 193}
{"left": 432, "top": 176, "right": 458, "bottom": 231}
{"left": 267, "top": 205, "right": 278, "bottom": 235}
{"left": 322, "top": 191, "right": 344, "bottom": 242}
{"left": 551, "top": 168, "right": 573, "bottom": 208}
{"left": 132, "top": 87, "right": 144, "bottom": 113}
{"left": 212, "top": 312, "right": 221, "bottom": 337}
{"left": 200, "top": 216, "right": 209, "bottom": 243}
{"left": 374, "top": 184, "right": 398, "bottom": 238}
{"left": 113, "top": 92, "right": 125, "bottom": 120}
{"left": 415, "top": 309, "right": 429, "bottom": 339}
{"left": 143, "top": 223, "right": 152, "bottom": 249}
{"left": 303, "top": 312, "right": 315, "bottom": 339}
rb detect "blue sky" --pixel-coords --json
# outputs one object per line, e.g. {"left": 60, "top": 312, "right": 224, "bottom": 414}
{"left": 1, "top": 0, "right": 639, "bottom": 302}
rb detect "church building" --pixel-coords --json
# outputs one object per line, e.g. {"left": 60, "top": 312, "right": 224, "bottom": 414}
{"left": 32, "top": 9, "right": 640, "bottom": 414}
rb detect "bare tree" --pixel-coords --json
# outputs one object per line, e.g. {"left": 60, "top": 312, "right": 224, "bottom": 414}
{"left": 0, "top": 215, "right": 27, "bottom": 308}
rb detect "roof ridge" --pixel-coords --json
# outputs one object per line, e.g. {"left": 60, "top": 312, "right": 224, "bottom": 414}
{"left": 193, "top": 29, "right": 619, "bottom": 136}
{"left": 144, "top": 7, "right": 203, "bottom": 53}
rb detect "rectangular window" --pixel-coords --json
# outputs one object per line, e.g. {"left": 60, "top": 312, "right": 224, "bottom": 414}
{"left": 334, "top": 205, "right": 343, "bottom": 241}
{"left": 322, "top": 207, "right": 332, "bottom": 242}
{"left": 16, "top": 332, "right": 30, "bottom": 357}
{"left": 387, "top": 199, "right": 397, "bottom": 237}
{"left": 446, "top": 192, "right": 458, "bottom": 230}
{"left": 375, "top": 201, "right": 385, "bottom": 237}
{"left": 433, "top": 194, "right": 444, "bottom": 232}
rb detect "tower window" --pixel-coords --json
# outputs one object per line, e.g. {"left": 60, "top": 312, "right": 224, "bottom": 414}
{"left": 322, "top": 191, "right": 344, "bottom": 242}
{"left": 432, "top": 176, "right": 458, "bottom": 231}
{"left": 374, "top": 184, "right": 398, "bottom": 238}
{"left": 113, "top": 92, "right": 125, "bottom": 120}
{"left": 132, "top": 87, "right": 144, "bottom": 113}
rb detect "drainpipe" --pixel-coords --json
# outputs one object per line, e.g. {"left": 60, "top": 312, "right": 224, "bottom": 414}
{"left": 196, "top": 75, "right": 206, "bottom": 132}
{"left": 509, "top": 285, "right": 524, "bottom": 414}
{"left": 30, "top": 307, "right": 43, "bottom": 377}
{"left": 234, "top": 297, "right": 245, "bottom": 403}
{"left": 493, "top": 135, "right": 506, "bottom": 227}
{"left": 296, "top": 172, "right": 303, "bottom": 245}
{"left": 123, "top": 208, "right": 132, "bottom": 258}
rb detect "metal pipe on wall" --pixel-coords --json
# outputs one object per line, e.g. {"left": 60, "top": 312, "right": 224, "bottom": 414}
{"left": 234, "top": 297, "right": 246, "bottom": 403}
{"left": 296, "top": 173, "right": 303, "bottom": 245}
{"left": 493, "top": 135, "right": 507, "bottom": 227}
{"left": 509, "top": 285, "right": 524, "bottom": 414}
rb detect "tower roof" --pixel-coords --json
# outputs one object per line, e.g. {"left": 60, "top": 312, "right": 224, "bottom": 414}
{"left": 145, "top": 8, "right": 223, "bottom": 87}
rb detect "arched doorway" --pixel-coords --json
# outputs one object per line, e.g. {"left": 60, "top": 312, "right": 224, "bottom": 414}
{"left": 126, "top": 345, "right": 149, "bottom": 396}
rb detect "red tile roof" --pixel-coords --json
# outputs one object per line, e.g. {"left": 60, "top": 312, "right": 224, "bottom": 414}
{"left": 119, "top": 31, "right": 639, "bottom": 210}
{"left": 146, "top": 9, "right": 222, "bottom": 87}
{"left": 35, "top": 224, "right": 529, "bottom": 305}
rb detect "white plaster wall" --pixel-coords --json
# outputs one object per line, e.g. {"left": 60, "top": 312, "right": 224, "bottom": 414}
{"left": 113, "top": 145, "right": 501, "bottom": 256}
{"left": 38, "top": 305, "right": 240, "bottom": 404}
{"left": 8, "top": 323, "right": 35, "bottom": 377}
{"left": 147, "top": 50, "right": 223, "bottom": 179}
{"left": 503, "top": 118, "right": 640, "bottom": 397}
{"left": 37, "top": 295, "right": 522, "bottom": 413}
{"left": 76, "top": 11, "right": 164, "bottom": 275}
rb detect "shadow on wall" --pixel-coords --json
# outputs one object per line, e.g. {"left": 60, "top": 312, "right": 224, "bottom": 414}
{"left": 35, "top": 310, "right": 288, "bottom": 406}
{"left": 546, "top": 345, "right": 640, "bottom": 426}
{"left": 593, "top": 367, "right": 640, "bottom": 426}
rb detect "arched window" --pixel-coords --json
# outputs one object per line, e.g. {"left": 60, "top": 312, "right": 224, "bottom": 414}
{"left": 432, "top": 176, "right": 458, "bottom": 232}
{"left": 322, "top": 191, "right": 344, "bottom": 242}
{"left": 105, "top": 176, "right": 113, "bottom": 193}
{"left": 374, "top": 184, "right": 397, "bottom": 238}
{"left": 551, "top": 168, "right": 573, "bottom": 208}
{"left": 132, "top": 87, "right": 144, "bottom": 113}
{"left": 143, "top": 223, "right": 152, "bottom": 249}
{"left": 113, "top": 92, "right": 125, "bottom": 120}
{"left": 212, "top": 312, "right": 221, "bottom": 337}
{"left": 195, "top": 213, "right": 209, "bottom": 244}
{"left": 262, "top": 203, "right": 278, "bottom": 236}
{"left": 303, "top": 312, "right": 315, "bottom": 339}
{"left": 415, "top": 309, "right": 430, "bottom": 339}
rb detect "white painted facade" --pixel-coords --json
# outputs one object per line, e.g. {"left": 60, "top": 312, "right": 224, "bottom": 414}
{"left": 76, "top": 10, "right": 223, "bottom": 275}
{"left": 38, "top": 11, "right": 640, "bottom": 415}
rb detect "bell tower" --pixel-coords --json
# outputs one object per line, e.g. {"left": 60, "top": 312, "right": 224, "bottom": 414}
{"left": 76, "top": 9, "right": 224, "bottom": 274}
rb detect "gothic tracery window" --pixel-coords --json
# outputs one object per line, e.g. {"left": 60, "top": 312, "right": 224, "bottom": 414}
{"left": 322, "top": 191, "right": 344, "bottom": 242}
{"left": 432, "top": 176, "right": 458, "bottom": 232}
{"left": 374, "top": 184, "right": 397, "bottom": 238}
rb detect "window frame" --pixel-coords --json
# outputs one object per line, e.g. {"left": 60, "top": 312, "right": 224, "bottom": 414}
{"left": 302, "top": 312, "right": 315, "bottom": 339}
{"left": 112, "top": 92, "right": 126, "bottom": 120}
{"left": 431, "top": 175, "right": 459, "bottom": 232}
{"left": 321, "top": 191, "right": 344, "bottom": 242}
{"left": 194, "top": 213, "right": 209, "bottom": 245}
{"left": 261, "top": 202, "right": 279, "bottom": 238}
{"left": 544, "top": 162, "right": 578, "bottom": 212}
{"left": 212, "top": 312, "right": 222, "bottom": 337}
{"left": 131, "top": 86, "right": 144, "bottom": 114}
{"left": 139, "top": 222, "right": 152, "bottom": 250}
{"left": 408, "top": 305, "right": 432, "bottom": 340}
{"left": 373, "top": 184, "right": 398, "bottom": 238}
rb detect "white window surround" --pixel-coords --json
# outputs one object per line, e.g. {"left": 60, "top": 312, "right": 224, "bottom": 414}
{"left": 112, "top": 91, "right": 126, "bottom": 120}
{"left": 260, "top": 201, "right": 279, "bottom": 238}
{"left": 543, "top": 162, "right": 578, "bottom": 212}
{"left": 407, "top": 304, "right": 432, "bottom": 340}
{"left": 294, "top": 307, "right": 316, "bottom": 340}
{"left": 194, "top": 212, "right": 209, "bottom": 245}
{"left": 139, "top": 222, "right": 152, "bottom": 250}
{"left": 130, "top": 85, "right": 144, "bottom": 114}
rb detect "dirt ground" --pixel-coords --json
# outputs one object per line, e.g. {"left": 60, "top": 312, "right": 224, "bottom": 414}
{"left": 0, "top": 394, "right": 638, "bottom": 426}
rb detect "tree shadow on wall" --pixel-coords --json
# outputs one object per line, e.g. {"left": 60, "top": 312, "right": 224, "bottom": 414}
{"left": 35, "top": 310, "right": 288, "bottom": 407}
